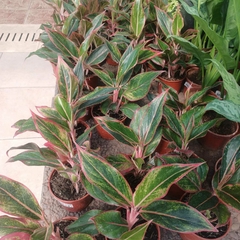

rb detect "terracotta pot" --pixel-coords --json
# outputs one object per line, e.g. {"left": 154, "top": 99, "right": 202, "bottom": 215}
{"left": 158, "top": 76, "right": 184, "bottom": 93}
{"left": 183, "top": 67, "right": 202, "bottom": 94}
{"left": 49, "top": 170, "right": 93, "bottom": 212}
{"left": 106, "top": 53, "right": 118, "bottom": 66}
{"left": 198, "top": 121, "right": 239, "bottom": 150}
{"left": 155, "top": 137, "right": 172, "bottom": 154}
{"left": 179, "top": 218, "right": 231, "bottom": 240}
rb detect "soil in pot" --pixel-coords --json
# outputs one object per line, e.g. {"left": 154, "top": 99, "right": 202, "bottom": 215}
{"left": 75, "top": 120, "right": 88, "bottom": 137}
{"left": 50, "top": 170, "right": 86, "bottom": 201}
{"left": 54, "top": 218, "right": 76, "bottom": 239}
{"left": 198, "top": 111, "right": 239, "bottom": 150}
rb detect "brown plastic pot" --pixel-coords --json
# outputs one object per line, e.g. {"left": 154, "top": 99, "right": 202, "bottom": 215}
{"left": 179, "top": 217, "right": 231, "bottom": 240}
{"left": 106, "top": 54, "right": 118, "bottom": 66}
{"left": 198, "top": 121, "right": 239, "bottom": 150}
{"left": 158, "top": 76, "right": 184, "bottom": 93}
{"left": 49, "top": 169, "right": 93, "bottom": 212}
{"left": 155, "top": 137, "right": 172, "bottom": 155}
{"left": 183, "top": 67, "right": 202, "bottom": 94}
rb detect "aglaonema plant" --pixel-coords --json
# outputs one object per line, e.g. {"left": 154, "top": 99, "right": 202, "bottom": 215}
{"left": 179, "top": 134, "right": 240, "bottom": 237}
{"left": 94, "top": 91, "right": 168, "bottom": 174}
{"left": 73, "top": 144, "right": 216, "bottom": 239}
{"left": 7, "top": 57, "right": 115, "bottom": 193}
{"left": 162, "top": 105, "right": 218, "bottom": 157}
{"left": 91, "top": 41, "right": 161, "bottom": 118}
{"left": 0, "top": 175, "right": 94, "bottom": 240}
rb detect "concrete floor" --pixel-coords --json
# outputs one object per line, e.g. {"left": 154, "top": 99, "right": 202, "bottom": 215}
{"left": 0, "top": 0, "right": 55, "bottom": 208}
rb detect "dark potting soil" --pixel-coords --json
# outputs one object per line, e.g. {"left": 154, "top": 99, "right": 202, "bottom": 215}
{"left": 186, "top": 69, "right": 202, "bottom": 85}
{"left": 196, "top": 224, "right": 228, "bottom": 239}
{"left": 54, "top": 219, "right": 75, "bottom": 239}
{"left": 92, "top": 105, "right": 125, "bottom": 121}
{"left": 210, "top": 119, "right": 236, "bottom": 135}
{"left": 50, "top": 170, "right": 87, "bottom": 201}
{"left": 75, "top": 121, "right": 87, "bottom": 137}
{"left": 203, "top": 111, "right": 237, "bottom": 135}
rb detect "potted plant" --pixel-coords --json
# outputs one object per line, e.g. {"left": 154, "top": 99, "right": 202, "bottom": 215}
{"left": 7, "top": 57, "right": 115, "bottom": 212}
{"left": 90, "top": 41, "right": 161, "bottom": 139}
{"left": 149, "top": 5, "right": 194, "bottom": 93}
{"left": 0, "top": 175, "right": 91, "bottom": 240}
{"left": 180, "top": 134, "right": 240, "bottom": 239}
{"left": 71, "top": 141, "right": 215, "bottom": 239}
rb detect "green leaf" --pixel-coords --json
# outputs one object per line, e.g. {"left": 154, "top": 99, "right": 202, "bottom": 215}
{"left": 155, "top": 6, "right": 172, "bottom": 36}
{"left": 77, "top": 87, "right": 115, "bottom": 110}
{"left": 30, "top": 226, "right": 52, "bottom": 240}
{"left": 66, "top": 210, "right": 102, "bottom": 235}
{"left": 117, "top": 45, "right": 142, "bottom": 82}
{"left": 96, "top": 116, "right": 139, "bottom": 146}
{"left": 36, "top": 106, "right": 69, "bottom": 130}
{"left": 172, "top": 10, "right": 184, "bottom": 35}
{"left": 67, "top": 233, "right": 94, "bottom": 240}
{"left": 31, "top": 112, "right": 72, "bottom": 154}
{"left": 7, "top": 143, "right": 60, "bottom": 168}
{"left": 217, "top": 135, "right": 240, "bottom": 185}
{"left": 86, "top": 44, "right": 109, "bottom": 65}
{"left": 0, "top": 232, "right": 31, "bottom": 240}
{"left": 170, "top": 35, "right": 210, "bottom": 68}
{"left": 212, "top": 203, "right": 231, "bottom": 225}
{"left": 91, "top": 68, "right": 113, "bottom": 86}
{"left": 46, "top": 28, "right": 79, "bottom": 59}
{"left": 81, "top": 173, "right": 120, "bottom": 206}
{"left": 120, "top": 103, "right": 139, "bottom": 119}
{"left": 130, "top": 91, "right": 167, "bottom": 145}
{"left": 0, "top": 175, "right": 43, "bottom": 220}
{"left": 106, "top": 40, "right": 121, "bottom": 63}
{"left": 215, "top": 185, "right": 240, "bottom": 211}
{"left": 12, "top": 117, "right": 37, "bottom": 137}
{"left": 180, "top": 0, "right": 235, "bottom": 69}
{"left": 131, "top": 0, "right": 146, "bottom": 39}
{"left": 178, "top": 157, "right": 208, "bottom": 192}
{"left": 119, "top": 221, "right": 151, "bottom": 240}
{"left": 205, "top": 99, "right": 240, "bottom": 123}
{"left": 188, "top": 191, "right": 219, "bottom": 211}
{"left": 57, "top": 57, "right": 79, "bottom": 102}
{"left": 106, "top": 154, "right": 135, "bottom": 174}
{"left": 210, "top": 59, "right": 240, "bottom": 104}
{"left": 163, "top": 106, "right": 184, "bottom": 139}
{"left": 73, "top": 57, "right": 85, "bottom": 86}
{"left": 93, "top": 211, "right": 128, "bottom": 239}
{"left": 141, "top": 199, "right": 215, "bottom": 232}
{"left": 143, "top": 127, "right": 162, "bottom": 157}
{"left": 54, "top": 95, "right": 72, "bottom": 122}
{"left": 79, "top": 148, "right": 132, "bottom": 207}
{"left": 123, "top": 71, "right": 160, "bottom": 101}
{"left": 0, "top": 216, "right": 40, "bottom": 236}
{"left": 189, "top": 119, "right": 218, "bottom": 141}
{"left": 134, "top": 164, "right": 199, "bottom": 207}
